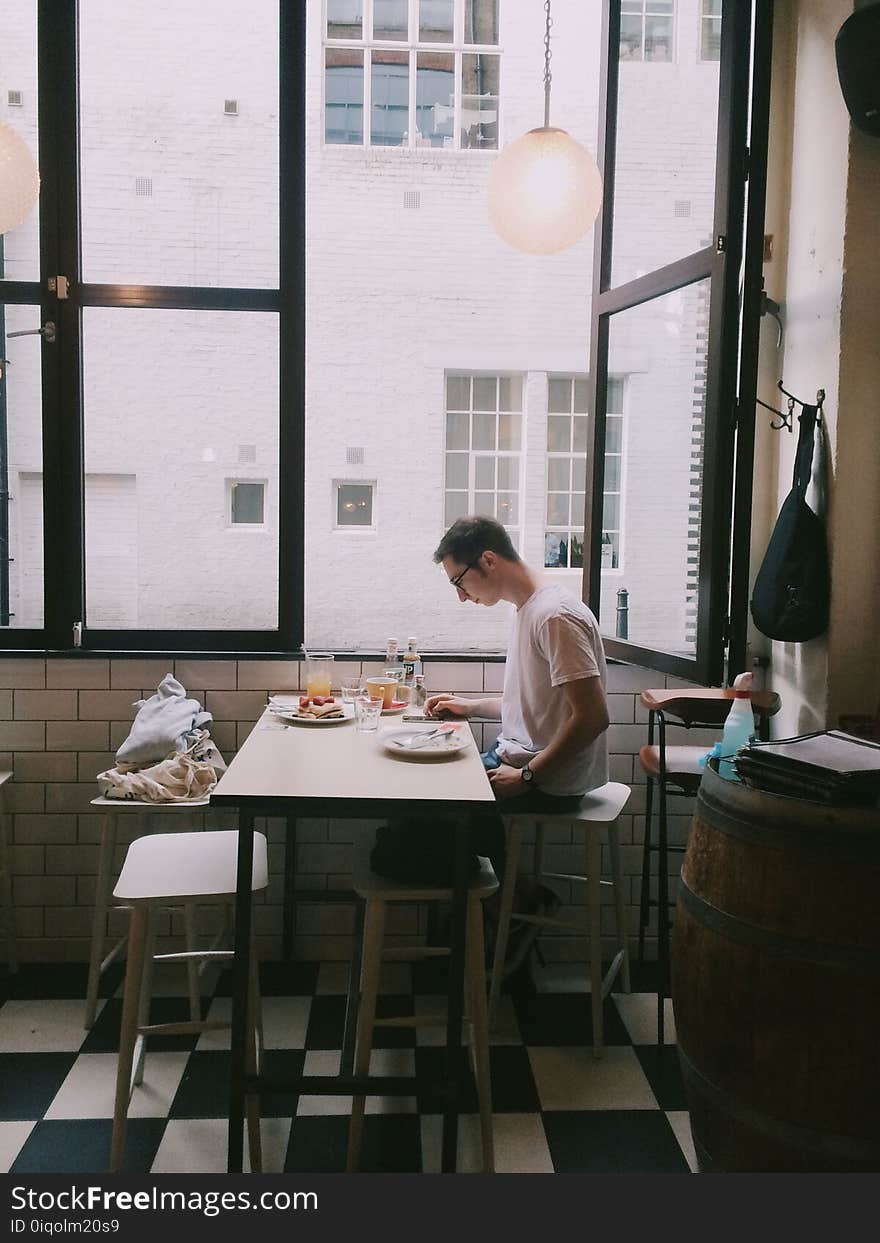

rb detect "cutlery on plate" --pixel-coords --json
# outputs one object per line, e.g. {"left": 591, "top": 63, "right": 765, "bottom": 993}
{"left": 396, "top": 727, "right": 453, "bottom": 750}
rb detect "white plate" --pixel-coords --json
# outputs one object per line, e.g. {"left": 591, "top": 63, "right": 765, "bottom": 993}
{"left": 270, "top": 703, "right": 353, "bottom": 726}
{"left": 382, "top": 726, "right": 469, "bottom": 759}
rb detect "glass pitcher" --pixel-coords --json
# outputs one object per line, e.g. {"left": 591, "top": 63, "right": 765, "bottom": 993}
{"left": 304, "top": 653, "right": 334, "bottom": 698}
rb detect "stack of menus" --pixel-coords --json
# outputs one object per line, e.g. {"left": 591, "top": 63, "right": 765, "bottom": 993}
{"left": 734, "top": 731, "right": 880, "bottom": 804}
{"left": 730, "top": 725, "right": 879, "bottom": 805}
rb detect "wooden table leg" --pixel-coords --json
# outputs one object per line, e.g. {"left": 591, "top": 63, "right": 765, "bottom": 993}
{"left": 228, "top": 810, "right": 255, "bottom": 1174}
{"left": 441, "top": 817, "right": 468, "bottom": 1172}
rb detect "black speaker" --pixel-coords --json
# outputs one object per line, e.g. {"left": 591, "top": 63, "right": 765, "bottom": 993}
{"left": 835, "top": 5, "right": 880, "bottom": 135}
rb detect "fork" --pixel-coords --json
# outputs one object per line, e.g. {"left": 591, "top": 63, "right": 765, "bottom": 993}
{"left": 400, "top": 726, "right": 453, "bottom": 750}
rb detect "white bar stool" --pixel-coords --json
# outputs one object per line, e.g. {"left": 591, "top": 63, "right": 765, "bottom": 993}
{"left": 109, "top": 829, "right": 268, "bottom": 1174}
{"left": 489, "top": 781, "right": 632, "bottom": 1057}
{"left": 85, "top": 796, "right": 212, "bottom": 1029}
{"left": 0, "top": 771, "right": 16, "bottom": 973}
{"left": 346, "top": 851, "right": 499, "bottom": 1174}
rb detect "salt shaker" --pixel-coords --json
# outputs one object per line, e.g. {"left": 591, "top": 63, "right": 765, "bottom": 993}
{"left": 412, "top": 674, "right": 427, "bottom": 712}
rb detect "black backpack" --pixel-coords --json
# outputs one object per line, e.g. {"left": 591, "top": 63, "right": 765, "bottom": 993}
{"left": 750, "top": 403, "right": 830, "bottom": 642}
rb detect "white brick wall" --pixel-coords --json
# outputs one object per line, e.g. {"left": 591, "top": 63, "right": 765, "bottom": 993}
{"left": 0, "top": 655, "right": 705, "bottom": 966}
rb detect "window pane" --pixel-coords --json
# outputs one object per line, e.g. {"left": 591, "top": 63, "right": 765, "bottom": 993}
{"left": 573, "top": 377, "right": 590, "bottom": 413}
{"left": 371, "top": 50, "right": 409, "bottom": 147}
{"left": 619, "top": 14, "right": 643, "bottom": 61}
{"left": 461, "top": 54, "right": 499, "bottom": 150}
{"left": 472, "top": 412, "right": 495, "bottom": 450}
{"left": 1, "top": 303, "right": 43, "bottom": 627}
{"left": 607, "top": 377, "right": 625, "bottom": 414}
{"left": 79, "top": 0, "right": 279, "bottom": 287}
{"left": 496, "top": 456, "right": 518, "bottom": 490}
{"left": 571, "top": 456, "right": 587, "bottom": 492}
{"left": 337, "top": 482, "right": 373, "bottom": 525}
{"left": 445, "top": 452, "right": 468, "bottom": 489}
{"left": 612, "top": 5, "right": 720, "bottom": 283}
{"left": 446, "top": 375, "right": 470, "bottom": 410}
{"left": 606, "top": 415, "right": 623, "bottom": 453}
{"left": 445, "top": 491, "right": 468, "bottom": 525}
{"left": 446, "top": 411, "right": 470, "bottom": 449}
{"left": 231, "top": 482, "right": 265, "bottom": 524}
{"left": 572, "top": 416, "right": 588, "bottom": 453}
{"left": 474, "top": 455, "right": 495, "bottom": 489}
{"left": 327, "top": 0, "right": 363, "bottom": 39}
{"left": 604, "top": 454, "right": 621, "bottom": 491}
{"left": 548, "top": 378, "right": 572, "bottom": 414}
{"left": 544, "top": 533, "right": 565, "bottom": 569}
{"left": 473, "top": 376, "right": 496, "bottom": 411}
{"left": 373, "top": 0, "right": 407, "bottom": 40}
{"left": 0, "top": 1, "right": 39, "bottom": 282}
{"left": 82, "top": 308, "right": 279, "bottom": 629}
{"left": 498, "top": 375, "right": 521, "bottom": 411}
{"left": 474, "top": 491, "right": 494, "bottom": 514}
{"left": 701, "top": 17, "right": 721, "bottom": 61}
{"left": 496, "top": 492, "right": 517, "bottom": 524}
{"left": 546, "top": 493, "right": 569, "bottom": 525}
{"left": 599, "top": 282, "right": 710, "bottom": 655}
{"left": 420, "top": 0, "right": 453, "bottom": 43}
{"left": 326, "top": 50, "right": 364, "bottom": 145}
{"left": 547, "top": 458, "right": 570, "bottom": 492}
{"left": 498, "top": 414, "right": 521, "bottom": 450}
{"left": 570, "top": 531, "right": 585, "bottom": 569}
{"left": 416, "top": 53, "right": 454, "bottom": 148}
{"left": 464, "top": 0, "right": 499, "bottom": 44}
{"left": 547, "top": 416, "right": 571, "bottom": 452}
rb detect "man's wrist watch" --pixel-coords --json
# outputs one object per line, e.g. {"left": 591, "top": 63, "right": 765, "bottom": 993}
{"left": 521, "top": 763, "right": 536, "bottom": 787}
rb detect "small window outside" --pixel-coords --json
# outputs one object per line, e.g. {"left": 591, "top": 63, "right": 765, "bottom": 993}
{"left": 619, "top": 1, "right": 675, "bottom": 63}
{"left": 699, "top": 0, "right": 721, "bottom": 62}
{"left": 336, "top": 481, "right": 374, "bottom": 527}
{"left": 230, "top": 481, "right": 265, "bottom": 525}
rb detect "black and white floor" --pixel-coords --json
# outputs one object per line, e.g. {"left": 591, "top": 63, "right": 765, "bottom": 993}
{"left": 0, "top": 959, "right": 695, "bottom": 1174}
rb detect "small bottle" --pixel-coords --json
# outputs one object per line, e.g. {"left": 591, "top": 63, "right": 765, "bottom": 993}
{"left": 718, "top": 671, "right": 755, "bottom": 781}
{"left": 383, "top": 637, "right": 404, "bottom": 688}
{"left": 402, "top": 636, "right": 420, "bottom": 688}
{"left": 412, "top": 674, "right": 427, "bottom": 712}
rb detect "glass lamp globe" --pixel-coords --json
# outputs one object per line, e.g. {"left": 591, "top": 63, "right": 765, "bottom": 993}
{"left": 0, "top": 122, "right": 40, "bottom": 235}
{"left": 487, "top": 126, "right": 602, "bottom": 256}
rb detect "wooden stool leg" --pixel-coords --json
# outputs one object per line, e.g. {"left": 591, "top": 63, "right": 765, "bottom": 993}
{"left": 608, "top": 820, "right": 631, "bottom": 993}
{"left": 0, "top": 799, "right": 17, "bottom": 973}
{"left": 86, "top": 812, "right": 118, "bottom": 1029}
{"left": 638, "top": 777, "right": 654, "bottom": 965}
{"left": 346, "top": 897, "right": 386, "bottom": 1173}
{"left": 466, "top": 897, "right": 494, "bottom": 1174}
{"left": 132, "top": 909, "right": 156, "bottom": 1087}
{"left": 488, "top": 820, "right": 524, "bottom": 1026}
{"left": 657, "top": 776, "right": 670, "bottom": 1046}
{"left": 533, "top": 821, "right": 545, "bottom": 881}
{"left": 249, "top": 923, "right": 264, "bottom": 1061}
{"left": 183, "top": 903, "right": 200, "bottom": 1022}
{"left": 587, "top": 830, "right": 604, "bottom": 1060}
{"left": 110, "top": 903, "right": 148, "bottom": 1174}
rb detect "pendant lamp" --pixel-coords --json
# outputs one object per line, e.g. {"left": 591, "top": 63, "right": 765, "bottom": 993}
{"left": 487, "top": 0, "right": 602, "bottom": 256}
{"left": 0, "top": 122, "right": 40, "bottom": 236}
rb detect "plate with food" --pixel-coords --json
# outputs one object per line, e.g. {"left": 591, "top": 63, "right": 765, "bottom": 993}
{"left": 381, "top": 725, "right": 469, "bottom": 758}
{"left": 270, "top": 695, "right": 353, "bottom": 725}
{"left": 382, "top": 700, "right": 410, "bottom": 715}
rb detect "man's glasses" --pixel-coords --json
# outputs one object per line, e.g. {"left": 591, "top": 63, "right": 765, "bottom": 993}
{"left": 449, "top": 555, "right": 482, "bottom": 591}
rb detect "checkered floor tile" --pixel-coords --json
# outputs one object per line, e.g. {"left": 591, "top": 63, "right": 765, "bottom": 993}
{"left": 0, "top": 960, "right": 696, "bottom": 1174}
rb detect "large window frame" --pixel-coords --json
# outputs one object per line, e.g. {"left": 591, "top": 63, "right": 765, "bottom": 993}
{"left": 1, "top": 1, "right": 771, "bottom": 663}
{"left": 584, "top": 0, "right": 773, "bottom": 684}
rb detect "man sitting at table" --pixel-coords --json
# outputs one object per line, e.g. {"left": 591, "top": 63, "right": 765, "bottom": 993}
{"left": 370, "top": 514, "right": 610, "bottom": 966}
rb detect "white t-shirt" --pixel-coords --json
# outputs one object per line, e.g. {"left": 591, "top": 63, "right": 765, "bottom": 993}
{"left": 496, "top": 584, "right": 609, "bottom": 796}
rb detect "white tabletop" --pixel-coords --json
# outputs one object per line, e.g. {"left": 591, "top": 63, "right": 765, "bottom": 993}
{"left": 211, "top": 710, "right": 495, "bottom": 812}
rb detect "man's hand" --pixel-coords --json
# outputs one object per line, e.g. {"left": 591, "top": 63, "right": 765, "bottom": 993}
{"left": 487, "top": 762, "right": 527, "bottom": 800}
{"left": 424, "top": 693, "right": 473, "bottom": 720}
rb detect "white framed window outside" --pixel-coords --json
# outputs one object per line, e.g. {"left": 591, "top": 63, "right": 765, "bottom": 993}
{"left": 699, "top": 0, "right": 721, "bottom": 62}
{"left": 619, "top": 1, "right": 675, "bottom": 63}
{"left": 544, "top": 375, "right": 626, "bottom": 572}
{"left": 227, "top": 479, "right": 267, "bottom": 527}
{"left": 334, "top": 479, "right": 376, "bottom": 529}
{"left": 444, "top": 372, "right": 522, "bottom": 545}
{"left": 324, "top": 0, "right": 500, "bottom": 150}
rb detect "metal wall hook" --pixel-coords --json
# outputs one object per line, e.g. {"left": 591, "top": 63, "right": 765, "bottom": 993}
{"left": 758, "top": 381, "right": 826, "bottom": 432}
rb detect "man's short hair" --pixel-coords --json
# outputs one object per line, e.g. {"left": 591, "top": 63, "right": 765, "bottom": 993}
{"left": 433, "top": 515, "right": 521, "bottom": 566}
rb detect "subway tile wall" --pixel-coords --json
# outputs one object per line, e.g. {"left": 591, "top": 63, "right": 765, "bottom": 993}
{"left": 0, "top": 658, "right": 714, "bottom": 966}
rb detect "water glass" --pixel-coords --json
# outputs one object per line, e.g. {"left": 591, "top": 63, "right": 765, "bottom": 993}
{"left": 354, "top": 695, "right": 383, "bottom": 732}
{"left": 341, "top": 683, "right": 364, "bottom": 704}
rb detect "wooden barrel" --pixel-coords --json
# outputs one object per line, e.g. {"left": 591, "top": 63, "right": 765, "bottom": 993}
{"left": 671, "top": 762, "right": 880, "bottom": 1172}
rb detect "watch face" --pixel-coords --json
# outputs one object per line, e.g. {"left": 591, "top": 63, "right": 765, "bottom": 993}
{"left": 522, "top": 765, "right": 533, "bottom": 782}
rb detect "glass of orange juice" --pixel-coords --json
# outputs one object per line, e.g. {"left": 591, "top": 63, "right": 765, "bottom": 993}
{"left": 304, "top": 653, "right": 334, "bottom": 698}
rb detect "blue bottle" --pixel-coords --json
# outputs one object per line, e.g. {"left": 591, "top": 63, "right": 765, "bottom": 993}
{"left": 718, "top": 671, "right": 755, "bottom": 780}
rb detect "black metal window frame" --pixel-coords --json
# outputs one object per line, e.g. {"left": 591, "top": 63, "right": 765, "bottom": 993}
{"left": 0, "top": 0, "right": 304, "bottom": 654}
{"left": 584, "top": 0, "right": 773, "bottom": 686}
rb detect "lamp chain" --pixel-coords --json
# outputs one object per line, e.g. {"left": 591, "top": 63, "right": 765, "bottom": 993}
{"left": 543, "top": 0, "right": 553, "bottom": 128}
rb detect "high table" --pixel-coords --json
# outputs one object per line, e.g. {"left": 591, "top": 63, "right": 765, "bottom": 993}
{"left": 210, "top": 708, "right": 495, "bottom": 1173}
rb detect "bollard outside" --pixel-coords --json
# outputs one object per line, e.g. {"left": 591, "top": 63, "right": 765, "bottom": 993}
{"left": 616, "top": 588, "right": 629, "bottom": 640}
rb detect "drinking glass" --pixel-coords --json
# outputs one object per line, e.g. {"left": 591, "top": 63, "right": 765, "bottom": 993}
{"left": 354, "top": 695, "right": 383, "bottom": 732}
{"left": 305, "top": 653, "right": 334, "bottom": 698}
{"left": 341, "top": 683, "right": 364, "bottom": 704}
